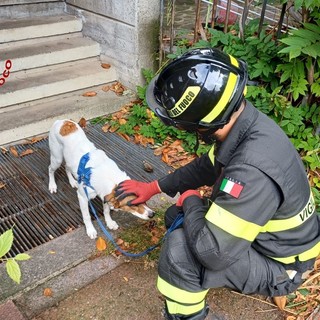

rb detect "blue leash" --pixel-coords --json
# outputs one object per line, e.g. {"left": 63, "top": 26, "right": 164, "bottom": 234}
{"left": 78, "top": 152, "right": 184, "bottom": 258}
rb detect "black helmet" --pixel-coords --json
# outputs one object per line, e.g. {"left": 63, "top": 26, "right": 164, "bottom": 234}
{"left": 146, "top": 48, "right": 248, "bottom": 132}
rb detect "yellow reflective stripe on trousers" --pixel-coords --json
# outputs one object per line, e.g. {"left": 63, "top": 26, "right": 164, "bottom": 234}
{"left": 200, "top": 72, "right": 238, "bottom": 124}
{"left": 261, "top": 193, "right": 315, "bottom": 233}
{"left": 157, "top": 276, "right": 208, "bottom": 304}
{"left": 166, "top": 300, "right": 205, "bottom": 316}
{"left": 269, "top": 241, "right": 320, "bottom": 264}
{"left": 205, "top": 203, "right": 261, "bottom": 241}
{"left": 208, "top": 146, "right": 215, "bottom": 165}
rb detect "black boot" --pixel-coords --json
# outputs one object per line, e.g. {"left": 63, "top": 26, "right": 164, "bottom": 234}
{"left": 163, "top": 303, "right": 209, "bottom": 320}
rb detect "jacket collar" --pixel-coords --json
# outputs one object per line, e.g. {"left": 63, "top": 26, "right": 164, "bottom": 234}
{"left": 216, "top": 101, "right": 259, "bottom": 166}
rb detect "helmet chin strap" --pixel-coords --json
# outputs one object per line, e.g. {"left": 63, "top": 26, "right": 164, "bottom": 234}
{"left": 194, "top": 129, "right": 218, "bottom": 153}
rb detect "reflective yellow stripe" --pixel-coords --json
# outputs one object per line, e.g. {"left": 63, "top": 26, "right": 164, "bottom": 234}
{"left": 169, "top": 86, "right": 201, "bottom": 118}
{"left": 261, "top": 193, "right": 315, "bottom": 233}
{"left": 201, "top": 72, "right": 238, "bottom": 123}
{"left": 229, "top": 55, "right": 239, "bottom": 67}
{"left": 157, "top": 276, "right": 208, "bottom": 304}
{"left": 208, "top": 146, "right": 215, "bottom": 164}
{"left": 269, "top": 241, "right": 320, "bottom": 264}
{"left": 166, "top": 300, "right": 205, "bottom": 316}
{"left": 205, "top": 203, "right": 261, "bottom": 241}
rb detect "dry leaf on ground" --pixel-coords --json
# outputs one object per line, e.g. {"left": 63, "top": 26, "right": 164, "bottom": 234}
{"left": 273, "top": 296, "right": 287, "bottom": 310}
{"left": 1, "top": 147, "right": 8, "bottom": 154}
{"left": 110, "top": 82, "right": 126, "bottom": 96}
{"left": 0, "top": 182, "right": 5, "bottom": 189}
{"left": 9, "top": 146, "right": 19, "bottom": 157}
{"left": 96, "top": 237, "right": 107, "bottom": 251}
{"left": 102, "top": 85, "right": 110, "bottom": 92}
{"left": 43, "top": 288, "right": 53, "bottom": 297}
{"left": 101, "top": 63, "right": 111, "bottom": 69}
{"left": 82, "top": 91, "right": 97, "bottom": 97}
{"left": 20, "top": 149, "right": 33, "bottom": 157}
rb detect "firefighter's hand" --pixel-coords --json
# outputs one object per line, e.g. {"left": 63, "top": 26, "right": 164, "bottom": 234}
{"left": 115, "top": 180, "right": 161, "bottom": 205}
{"left": 176, "top": 190, "right": 202, "bottom": 208}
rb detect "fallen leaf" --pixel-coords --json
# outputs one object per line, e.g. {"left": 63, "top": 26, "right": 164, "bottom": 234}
{"left": 20, "top": 149, "right": 33, "bottom": 157}
{"left": 101, "top": 123, "right": 111, "bottom": 132}
{"left": 82, "top": 91, "right": 97, "bottom": 97}
{"left": 151, "top": 236, "right": 160, "bottom": 244}
{"left": 116, "top": 238, "right": 124, "bottom": 245}
{"left": 96, "top": 237, "right": 107, "bottom": 251}
{"left": 118, "top": 118, "right": 127, "bottom": 125}
{"left": 78, "top": 118, "right": 87, "bottom": 128}
{"left": 273, "top": 296, "right": 287, "bottom": 310}
{"left": 123, "top": 276, "right": 128, "bottom": 282}
{"left": 110, "top": 82, "right": 125, "bottom": 96}
{"left": 29, "top": 136, "right": 45, "bottom": 144}
{"left": 48, "top": 250, "right": 56, "bottom": 254}
{"left": 101, "top": 63, "right": 111, "bottom": 69}
{"left": 1, "top": 147, "right": 8, "bottom": 153}
{"left": 102, "top": 85, "right": 110, "bottom": 92}
{"left": 9, "top": 146, "right": 19, "bottom": 157}
{"left": 0, "top": 182, "right": 5, "bottom": 189}
{"left": 117, "top": 133, "right": 130, "bottom": 141}
{"left": 43, "top": 288, "right": 53, "bottom": 297}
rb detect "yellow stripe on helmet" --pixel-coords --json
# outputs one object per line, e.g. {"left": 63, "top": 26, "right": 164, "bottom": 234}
{"left": 168, "top": 86, "right": 201, "bottom": 118}
{"left": 229, "top": 55, "right": 239, "bottom": 67}
{"left": 200, "top": 72, "right": 238, "bottom": 124}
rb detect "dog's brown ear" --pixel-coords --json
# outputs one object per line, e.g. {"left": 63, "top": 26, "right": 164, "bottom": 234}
{"left": 118, "top": 195, "right": 136, "bottom": 207}
{"left": 78, "top": 117, "right": 87, "bottom": 128}
{"left": 59, "top": 121, "right": 78, "bottom": 136}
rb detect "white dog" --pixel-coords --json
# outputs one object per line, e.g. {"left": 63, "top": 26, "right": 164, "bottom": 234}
{"left": 48, "top": 119, "right": 155, "bottom": 239}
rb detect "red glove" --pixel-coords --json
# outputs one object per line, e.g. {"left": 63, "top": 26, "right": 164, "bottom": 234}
{"left": 176, "top": 190, "right": 202, "bottom": 208}
{"left": 115, "top": 180, "right": 161, "bottom": 205}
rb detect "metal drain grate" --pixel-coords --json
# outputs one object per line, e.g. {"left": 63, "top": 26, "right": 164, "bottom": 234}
{"left": 0, "top": 124, "right": 172, "bottom": 257}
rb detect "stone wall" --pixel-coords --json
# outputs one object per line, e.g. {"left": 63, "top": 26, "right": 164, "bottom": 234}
{"left": 65, "top": 0, "right": 160, "bottom": 89}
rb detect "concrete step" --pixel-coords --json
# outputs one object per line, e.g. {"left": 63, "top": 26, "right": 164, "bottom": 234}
{"left": 0, "top": 2, "right": 65, "bottom": 19}
{"left": 0, "top": 15, "right": 82, "bottom": 43}
{"left": 0, "top": 58, "right": 116, "bottom": 108}
{"left": 0, "top": 35, "right": 100, "bottom": 72}
{"left": 1, "top": 0, "right": 59, "bottom": 5}
{"left": 0, "top": 84, "right": 135, "bottom": 146}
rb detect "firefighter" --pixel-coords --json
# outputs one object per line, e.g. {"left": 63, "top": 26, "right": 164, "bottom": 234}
{"left": 116, "top": 48, "right": 320, "bottom": 319}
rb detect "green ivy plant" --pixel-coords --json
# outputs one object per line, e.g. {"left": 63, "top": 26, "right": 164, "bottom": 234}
{"left": 0, "top": 228, "right": 30, "bottom": 284}
{"left": 107, "top": 4, "right": 320, "bottom": 209}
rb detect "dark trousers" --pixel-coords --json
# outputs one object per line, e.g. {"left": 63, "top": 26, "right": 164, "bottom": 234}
{"left": 159, "top": 205, "right": 304, "bottom": 298}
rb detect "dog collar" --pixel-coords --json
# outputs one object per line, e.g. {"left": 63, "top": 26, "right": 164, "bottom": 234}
{"left": 77, "top": 152, "right": 94, "bottom": 189}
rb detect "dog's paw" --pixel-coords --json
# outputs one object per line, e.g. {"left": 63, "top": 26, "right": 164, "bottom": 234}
{"left": 48, "top": 183, "right": 57, "bottom": 193}
{"left": 86, "top": 227, "right": 98, "bottom": 239}
{"left": 107, "top": 220, "right": 119, "bottom": 230}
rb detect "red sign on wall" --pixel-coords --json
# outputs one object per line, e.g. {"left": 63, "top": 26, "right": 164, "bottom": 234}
{"left": 0, "top": 60, "right": 12, "bottom": 86}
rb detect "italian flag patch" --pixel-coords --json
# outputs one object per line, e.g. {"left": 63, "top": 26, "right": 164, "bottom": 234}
{"left": 220, "top": 177, "right": 244, "bottom": 199}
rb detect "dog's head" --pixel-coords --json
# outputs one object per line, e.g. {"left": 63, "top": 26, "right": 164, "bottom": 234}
{"left": 104, "top": 188, "right": 155, "bottom": 220}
